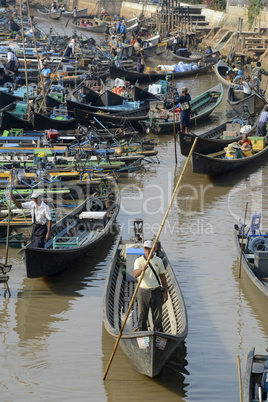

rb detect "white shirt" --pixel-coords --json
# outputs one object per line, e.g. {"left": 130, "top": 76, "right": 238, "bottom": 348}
{"left": 21, "top": 200, "right": 51, "bottom": 224}
{"left": 7, "top": 51, "right": 18, "bottom": 63}
{"left": 242, "top": 81, "right": 251, "bottom": 95}
{"left": 68, "top": 38, "right": 76, "bottom": 54}
{"left": 134, "top": 254, "right": 165, "bottom": 289}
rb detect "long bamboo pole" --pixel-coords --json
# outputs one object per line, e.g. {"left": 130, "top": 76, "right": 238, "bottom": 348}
{"left": 19, "top": 0, "right": 30, "bottom": 119}
{"left": 103, "top": 136, "right": 198, "bottom": 380}
{"left": 5, "top": 168, "right": 13, "bottom": 265}
{"left": 26, "top": 0, "right": 47, "bottom": 112}
{"left": 172, "top": 73, "right": 177, "bottom": 164}
{"left": 237, "top": 356, "right": 243, "bottom": 402}
{"left": 238, "top": 202, "right": 248, "bottom": 278}
{"left": 37, "top": 41, "right": 71, "bottom": 113}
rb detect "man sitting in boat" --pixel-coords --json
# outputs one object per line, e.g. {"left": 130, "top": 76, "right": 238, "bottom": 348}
{"left": 241, "top": 76, "right": 252, "bottom": 98}
{"left": 134, "top": 240, "right": 168, "bottom": 331}
{"left": 256, "top": 105, "right": 268, "bottom": 137}
{"left": 233, "top": 69, "right": 246, "bottom": 85}
{"left": 111, "top": 51, "right": 121, "bottom": 68}
{"left": 11, "top": 191, "right": 52, "bottom": 248}
{"left": 205, "top": 45, "right": 213, "bottom": 54}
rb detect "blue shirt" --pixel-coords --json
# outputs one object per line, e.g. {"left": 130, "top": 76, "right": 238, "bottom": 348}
{"left": 41, "top": 67, "right": 51, "bottom": 82}
{"left": 259, "top": 111, "right": 268, "bottom": 124}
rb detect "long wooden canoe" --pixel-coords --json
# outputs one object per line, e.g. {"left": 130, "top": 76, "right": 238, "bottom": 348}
{"left": 213, "top": 59, "right": 232, "bottom": 87}
{"left": 234, "top": 216, "right": 268, "bottom": 298}
{"left": 103, "top": 233, "right": 188, "bottom": 377}
{"left": 21, "top": 186, "right": 120, "bottom": 278}
{"left": 191, "top": 134, "right": 268, "bottom": 176}
{"left": 71, "top": 22, "right": 107, "bottom": 33}
{"left": 168, "top": 50, "right": 220, "bottom": 64}
{"left": 243, "top": 347, "right": 268, "bottom": 402}
{"left": 109, "top": 61, "right": 216, "bottom": 83}
{"left": 37, "top": 8, "right": 62, "bottom": 19}
{"left": 178, "top": 119, "right": 256, "bottom": 156}
{"left": 62, "top": 7, "right": 88, "bottom": 18}
{"left": 139, "top": 83, "right": 223, "bottom": 134}
{"left": 227, "top": 85, "right": 267, "bottom": 116}
{"left": 74, "top": 106, "right": 149, "bottom": 131}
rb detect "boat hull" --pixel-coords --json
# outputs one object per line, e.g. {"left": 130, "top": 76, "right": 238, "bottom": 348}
{"left": 109, "top": 62, "right": 215, "bottom": 83}
{"left": 192, "top": 144, "right": 268, "bottom": 175}
{"left": 103, "top": 236, "right": 188, "bottom": 377}
{"left": 227, "top": 86, "right": 267, "bottom": 116}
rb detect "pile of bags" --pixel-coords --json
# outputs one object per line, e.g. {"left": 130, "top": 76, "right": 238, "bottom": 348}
{"left": 157, "top": 62, "right": 199, "bottom": 73}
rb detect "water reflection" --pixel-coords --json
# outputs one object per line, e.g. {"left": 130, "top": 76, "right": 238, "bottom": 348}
{"left": 14, "top": 229, "right": 119, "bottom": 347}
{"left": 102, "top": 325, "right": 188, "bottom": 401}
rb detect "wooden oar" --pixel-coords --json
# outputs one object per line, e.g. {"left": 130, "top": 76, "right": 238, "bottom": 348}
{"left": 5, "top": 168, "right": 13, "bottom": 265}
{"left": 238, "top": 202, "right": 248, "bottom": 278}
{"left": 103, "top": 136, "right": 198, "bottom": 380}
{"left": 237, "top": 355, "right": 242, "bottom": 402}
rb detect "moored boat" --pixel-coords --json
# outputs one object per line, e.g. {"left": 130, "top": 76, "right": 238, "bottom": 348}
{"left": 71, "top": 21, "right": 107, "bottom": 33}
{"left": 21, "top": 183, "right": 120, "bottom": 278}
{"left": 243, "top": 347, "right": 268, "bottom": 402}
{"left": 191, "top": 131, "right": 268, "bottom": 175}
{"left": 234, "top": 213, "right": 268, "bottom": 298}
{"left": 179, "top": 119, "right": 256, "bottom": 156}
{"left": 103, "top": 220, "right": 188, "bottom": 377}
{"left": 139, "top": 84, "right": 223, "bottom": 134}
{"left": 109, "top": 61, "right": 216, "bottom": 83}
{"left": 213, "top": 59, "right": 232, "bottom": 87}
{"left": 37, "top": 8, "right": 62, "bottom": 19}
{"left": 227, "top": 85, "right": 267, "bottom": 116}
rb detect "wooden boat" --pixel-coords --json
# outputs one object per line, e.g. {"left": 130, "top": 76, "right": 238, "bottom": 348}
{"left": 31, "top": 111, "right": 76, "bottom": 131}
{"left": 142, "top": 43, "right": 158, "bottom": 58}
{"left": 179, "top": 119, "right": 256, "bottom": 156}
{"left": 243, "top": 347, "right": 268, "bottom": 402}
{"left": 139, "top": 84, "right": 223, "bottom": 134}
{"left": 227, "top": 85, "right": 267, "bottom": 116}
{"left": 213, "top": 59, "right": 232, "bottom": 87}
{"left": 74, "top": 106, "right": 149, "bottom": 131}
{"left": 71, "top": 22, "right": 107, "bottom": 33}
{"left": 156, "top": 42, "right": 168, "bottom": 55}
{"left": 191, "top": 133, "right": 268, "bottom": 175}
{"left": 37, "top": 8, "right": 62, "bottom": 19}
{"left": 21, "top": 186, "right": 120, "bottom": 278}
{"left": 234, "top": 213, "right": 268, "bottom": 298}
{"left": 109, "top": 61, "right": 216, "bottom": 83}
{"left": 168, "top": 50, "right": 220, "bottom": 64}
{"left": 62, "top": 7, "right": 88, "bottom": 18}
{"left": 103, "top": 221, "right": 188, "bottom": 377}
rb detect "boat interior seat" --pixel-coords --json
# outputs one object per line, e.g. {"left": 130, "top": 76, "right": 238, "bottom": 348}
{"left": 252, "top": 362, "right": 265, "bottom": 374}
{"left": 208, "top": 150, "right": 225, "bottom": 158}
{"left": 45, "top": 218, "right": 79, "bottom": 248}
{"left": 192, "top": 96, "right": 211, "bottom": 111}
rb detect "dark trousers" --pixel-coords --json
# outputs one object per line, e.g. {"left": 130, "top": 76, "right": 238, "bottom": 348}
{"left": 31, "top": 224, "right": 47, "bottom": 248}
{"left": 137, "top": 287, "right": 163, "bottom": 332}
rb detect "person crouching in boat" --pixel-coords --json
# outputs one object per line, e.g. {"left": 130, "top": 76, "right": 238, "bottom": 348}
{"left": 224, "top": 144, "right": 238, "bottom": 159}
{"left": 134, "top": 240, "right": 168, "bottom": 332}
{"left": 11, "top": 190, "right": 52, "bottom": 248}
{"left": 238, "top": 134, "right": 253, "bottom": 150}
{"left": 241, "top": 143, "right": 253, "bottom": 157}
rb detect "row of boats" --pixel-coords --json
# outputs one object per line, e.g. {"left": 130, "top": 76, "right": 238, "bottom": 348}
{"left": 0, "top": 10, "right": 267, "bottom": 390}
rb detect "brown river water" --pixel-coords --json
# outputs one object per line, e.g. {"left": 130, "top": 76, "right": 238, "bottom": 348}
{"left": 0, "top": 13, "right": 268, "bottom": 402}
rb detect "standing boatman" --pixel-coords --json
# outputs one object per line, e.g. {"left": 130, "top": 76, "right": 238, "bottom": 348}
{"left": 11, "top": 191, "right": 52, "bottom": 248}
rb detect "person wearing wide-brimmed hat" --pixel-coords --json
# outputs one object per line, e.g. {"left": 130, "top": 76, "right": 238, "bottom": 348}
{"left": 224, "top": 144, "right": 237, "bottom": 159}
{"left": 11, "top": 191, "right": 52, "bottom": 248}
{"left": 134, "top": 240, "right": 168, "bottom": 331}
